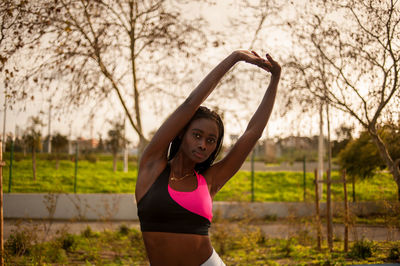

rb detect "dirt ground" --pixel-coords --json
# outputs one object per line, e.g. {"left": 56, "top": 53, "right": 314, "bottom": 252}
{"left": 4, "top": 219, "right": 399, "bottom": 242}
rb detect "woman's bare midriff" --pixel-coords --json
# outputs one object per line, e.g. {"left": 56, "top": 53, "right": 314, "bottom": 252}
{"left": 142, "top": 231, "right": 213, "bottom": 266}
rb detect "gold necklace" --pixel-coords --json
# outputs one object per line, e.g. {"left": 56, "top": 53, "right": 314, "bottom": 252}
{"left": 170, "top": 170, "right": 195, "bottom": 182}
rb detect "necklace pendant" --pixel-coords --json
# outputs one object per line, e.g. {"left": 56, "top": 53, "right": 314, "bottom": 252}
{"left": 170, "top": 171, "right": 194, "bottom": 182}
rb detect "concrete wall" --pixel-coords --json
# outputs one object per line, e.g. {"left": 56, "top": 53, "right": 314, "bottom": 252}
{"left": 4, "top": 193, "right": 395, "bottom": 221}
{"left": 5, "top": 193, "right": 137, "bottom": 220}
{"left": 213, "top": 201, "right": 393, "bottom": 220}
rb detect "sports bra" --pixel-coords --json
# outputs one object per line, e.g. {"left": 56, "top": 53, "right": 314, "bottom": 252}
{"left": 137, "top": 164, "right": 213, "bottom": 235}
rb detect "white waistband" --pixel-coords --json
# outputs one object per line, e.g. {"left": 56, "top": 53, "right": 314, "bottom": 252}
{"left": 201, "top": 248, "right": 225, "bottom": 266}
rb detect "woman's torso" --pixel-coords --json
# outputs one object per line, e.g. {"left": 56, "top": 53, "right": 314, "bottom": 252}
{"left": 137, "top": 163, "right": 214, "bottom": 265}
{"left": 142, "top": 231, "right": 212, "bottom": 266}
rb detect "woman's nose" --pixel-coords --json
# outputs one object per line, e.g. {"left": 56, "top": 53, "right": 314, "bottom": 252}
{"left": 198, "top": 139, "right": 206, "bottom": 150}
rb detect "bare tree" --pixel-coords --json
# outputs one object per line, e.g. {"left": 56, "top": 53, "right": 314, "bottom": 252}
{"left": 0, "top": 1, "right": 52, "bottom": 96}
{"left": 19, "top": 0, "right": 207, "bottom": 155}
{"left": 286, "top": 0, "right": 400, "bottom": 199}
{"left": 202, "top": 0, "right": 284, "bottom": 133}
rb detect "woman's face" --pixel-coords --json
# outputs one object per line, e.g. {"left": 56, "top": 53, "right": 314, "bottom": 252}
{"left": 180, "top": 118, "right": 219, "bottom": 163}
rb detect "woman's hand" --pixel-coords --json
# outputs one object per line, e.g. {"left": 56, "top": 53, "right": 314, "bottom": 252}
{"left": 234, "top": 50, "right": 281, "bottom": 77}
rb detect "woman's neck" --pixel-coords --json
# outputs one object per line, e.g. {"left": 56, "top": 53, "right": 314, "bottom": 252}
{"left": 170, "top": 152, "right": 196, "bottom": 176}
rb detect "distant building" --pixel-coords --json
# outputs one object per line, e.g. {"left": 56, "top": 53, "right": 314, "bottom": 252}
{"left": 264, "top": 138, "right": 279, "bottom": 162}
{"left": 227, "top": 135, "right": 321, "bottom": 162}
{"left": 277, "top": 136, "right": 316, "bottom": 150}
{"left": 70, "top": 137, "right": 99, "bottom": 153}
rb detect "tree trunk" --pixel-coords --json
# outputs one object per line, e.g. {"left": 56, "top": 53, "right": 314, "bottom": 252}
{"left": 396, "top": 159, "right": 400, "bottom": 201}
{"left": 113, "top": 153, "right": 117, "bottom": 172}
{"left": 314, "top": 169, "right": 322, "bottom": 251}
{"left": 56, "top": 153, "right": 59, "bottom": 170}
{"left": 317, "top": 104, "right": 324, "bottom": 199}
{"left": 368, "top": 129, "right": 400, "bottom": 201}
{"left": 325, "top": 102, "right": 333, "bottom": 252}
{"left": 392, "top": 161, "right": 400, "bottom": 201}
{"left": 123, "top": 148, "right": 128, "bottom": 173}
{"left": 0, "top": 141, "right": 4, "bottom": 265}
{"left": 32, "top": 148, "right": 36, "bottom": 181}
{"left": 123, "top": 117, "right": 128, "bottom": 173}
{"left": 352, "top": 176, "right": 356, "bottom": 202}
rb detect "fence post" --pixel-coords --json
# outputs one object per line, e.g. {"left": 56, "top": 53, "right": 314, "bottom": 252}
{"left": 326, "top": 170, "right": 333, "bottom": 252}
{"left": 0, "top": 141, "right": 5, "bottom": 265}
{"left": 74, "top": 143, "right": 78, "bottom": 193}
{"left": 314, "top": 169, "right": 322, "bottom": 251}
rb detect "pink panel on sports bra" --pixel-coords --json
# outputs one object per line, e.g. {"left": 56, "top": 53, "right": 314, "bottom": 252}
{"left": 168, "top": 172, "right": 213, "bottom": 222}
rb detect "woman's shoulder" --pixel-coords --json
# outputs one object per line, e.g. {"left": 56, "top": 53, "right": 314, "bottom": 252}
{"left": 201, "top": 164, "right": 223, "bottom": 196}
{"left": 138, "top": 157, "right": 168, "bottom": 179}
{"left": 136, "top": 158, "right": 168, "bottom": 201}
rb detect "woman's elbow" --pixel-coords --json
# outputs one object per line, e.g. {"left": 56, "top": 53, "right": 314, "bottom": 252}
{"left": 243, "top": 130, "right": 263, "bottom": 143}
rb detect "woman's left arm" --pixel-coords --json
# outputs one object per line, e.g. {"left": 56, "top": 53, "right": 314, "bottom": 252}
{"left": 208, "top": 52, "right": 281, "bottom": 196}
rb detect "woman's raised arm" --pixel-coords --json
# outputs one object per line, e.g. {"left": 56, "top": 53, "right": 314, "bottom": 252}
{"left": 209, "top": 52, "right": 281, "bottom": 196}
{"left": 139, "top": 52, "right": 239, "bottom": 169}
{"left": 136, "top": 51, "right": 268, "bottom": 201}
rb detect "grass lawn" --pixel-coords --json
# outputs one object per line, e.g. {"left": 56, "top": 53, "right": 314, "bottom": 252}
{"left": 214, "top": 170, "right": 398, "bottom": 202}
{"left": 2, "top": 156, "right": 398, "bottom": 202}
{"left": 3, "top": 157, "right": 137, "bottom": 194}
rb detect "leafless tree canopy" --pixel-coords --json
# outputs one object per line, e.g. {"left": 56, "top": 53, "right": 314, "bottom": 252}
{"left": 11, "top": 0, "right": 207, "bottom": 150}
{"left": 284, "top": 0, "right": 400, "bottom": 199}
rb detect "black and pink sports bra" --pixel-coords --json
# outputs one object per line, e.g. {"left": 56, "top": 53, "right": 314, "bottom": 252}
{"left": 137, "top": 164, "right": 213, "bottom": 235}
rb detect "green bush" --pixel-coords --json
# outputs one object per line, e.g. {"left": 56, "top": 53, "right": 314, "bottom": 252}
{"left": 58, "top": 233, "right": 77, "bottom": 251}
{"left": 279, "top": 237, "right": 297, "bottom": 258}
{"left": 32, "top": 242, "right": 68, "bottom": 264}
{"left": 349, "top": 239, "right": 375, "bottom": 259}
{"left": 388, "top": 244, "right": 400, "bottom": 262}
{"left": 5, "top": 231, "right": 32, "bottom": 256}
{"left": 81, "top": 226, "right": 97, "bottom": 238}
{"left": 129, "top": 229, "right": 143, "bottom": 244}
{"left": 118, "top": 224, "right": 130, "bottom": 236}
{"left": 84, "top": 153, "right": 98, "bottom": 163}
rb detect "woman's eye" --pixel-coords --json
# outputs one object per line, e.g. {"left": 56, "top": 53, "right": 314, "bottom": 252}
{"left": 194, "top": 133, "right": 201, "bottom": 139}
{"left": 207, "top": 138, "right": 216, "bottom": 144}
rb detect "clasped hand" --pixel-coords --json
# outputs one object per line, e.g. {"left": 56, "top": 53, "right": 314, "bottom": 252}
{"left": 234, "top": 50, "right": 281, "bottom": 77}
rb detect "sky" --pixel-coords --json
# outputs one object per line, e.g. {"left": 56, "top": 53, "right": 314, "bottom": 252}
{"left": 0, "top": 0, "right": 361, "bottom": 146}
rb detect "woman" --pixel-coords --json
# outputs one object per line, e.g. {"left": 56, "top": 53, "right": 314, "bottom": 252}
{"left": 136, "top": 50, "right": 281, "bottom": 265}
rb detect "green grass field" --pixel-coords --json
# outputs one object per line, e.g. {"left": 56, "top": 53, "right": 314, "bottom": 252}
{"left": 2, "top": 156, "right": 398, "bottom": 202}
{"left": 3, "top": 158, "right": 137, "bottom": 194}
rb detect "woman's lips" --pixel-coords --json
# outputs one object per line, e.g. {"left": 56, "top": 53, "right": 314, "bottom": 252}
{"left": 193, "top": 151, "right": 205, "bottom": 159}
